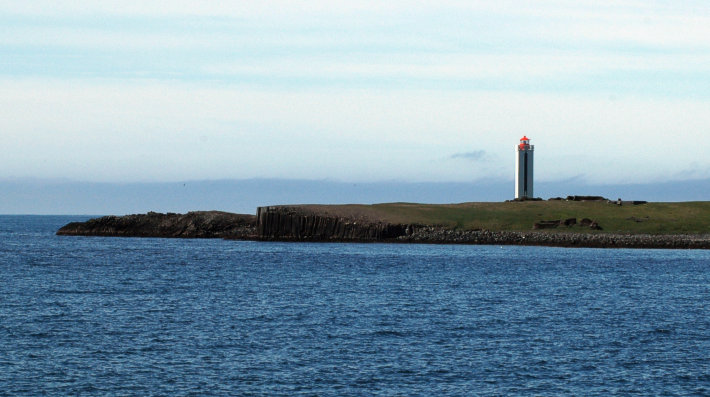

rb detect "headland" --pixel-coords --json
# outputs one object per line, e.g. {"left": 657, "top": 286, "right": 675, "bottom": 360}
{"left": 57, "top": 200, "right": 710, "bottom": 249}
{"left": 57, "top": 211, "right": 257, "bottom": 239}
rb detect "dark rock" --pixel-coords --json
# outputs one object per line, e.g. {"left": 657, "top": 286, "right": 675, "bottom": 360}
{"left": 397, "top": 228, "right": 710, "bottom": 249}
{"left": 576, "top": 218, "right": 602, "bottom": 230}
{"left": 534, "top": 220, "right": 561, "bottom": 229}
{"left": 567, "top": 195, "right": 608, "bottom": 202}
{"left": 57, "top": 211, "right": 257, "bottom": 239}
{"left": 579, "top": 218, "right": 594, "bottom": 227}
{"left": 256, "top": 206, "right": 413, "bottom": 241}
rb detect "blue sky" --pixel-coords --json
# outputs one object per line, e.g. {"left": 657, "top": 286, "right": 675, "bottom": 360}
{"left": 2, "top": 0, "right": 709, "bottom": 185}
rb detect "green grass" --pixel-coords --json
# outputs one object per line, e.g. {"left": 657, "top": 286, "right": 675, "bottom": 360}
{"left": 310, "top": 201, "right": 710, "bottom": 235}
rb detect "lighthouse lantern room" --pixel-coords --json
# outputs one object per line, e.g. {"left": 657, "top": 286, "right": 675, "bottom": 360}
{"left": 515, "top": 136, "right": 534, "bottom": 199}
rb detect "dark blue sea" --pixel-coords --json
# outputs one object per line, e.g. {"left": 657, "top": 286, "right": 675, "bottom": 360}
{"left": 1, "top": 215, "right": 709, "bottom": 396}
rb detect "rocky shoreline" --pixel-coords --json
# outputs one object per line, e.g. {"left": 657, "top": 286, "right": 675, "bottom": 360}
{"left": 57, "top": 208, "right": 710, "bottom": 249}
{"left": 398, "top": 227, "right": 710, "bottom": 249}
{"left": 57, "top": 211, "right": 257, "bottom": 239}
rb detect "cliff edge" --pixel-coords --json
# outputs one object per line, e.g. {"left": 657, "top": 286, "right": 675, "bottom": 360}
{"left": 257, "top": 205, "right": 413, "bottom": 241}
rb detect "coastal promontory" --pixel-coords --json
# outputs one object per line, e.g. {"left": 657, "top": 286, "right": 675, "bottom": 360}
{"left": 58, "top": 201, "right": 710, "bottom": 248}
{"left": 57, "top": 211, "right": 257, "bottom": 239}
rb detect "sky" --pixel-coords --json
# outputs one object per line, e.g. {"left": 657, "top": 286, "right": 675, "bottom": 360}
{"left": 1, "top": 0, "right": 710, "bottom": 186}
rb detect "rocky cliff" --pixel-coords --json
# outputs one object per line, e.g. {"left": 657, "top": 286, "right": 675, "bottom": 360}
{"left": 256, "top": 206, "right": 412, "bottom": 241}
{"left": 57, "top": 211, "right": 257, "bottom": 239}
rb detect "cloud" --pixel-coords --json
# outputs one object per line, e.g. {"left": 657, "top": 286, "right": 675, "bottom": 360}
{"left": 1, "top": 1, "right": 707, "bottom": 100}
{"left": 1, "top": 0, "right": 710, "bottom": 185}
{"left": 1, "top": 77, "right": 710, "bottom": 184}
{"left": 450, "top": 151, "right": 489, "bottom": 162}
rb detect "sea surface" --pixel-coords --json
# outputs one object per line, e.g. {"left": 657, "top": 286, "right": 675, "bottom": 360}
{"left": 1, "top": 215, "right": 709, "bottom": 396}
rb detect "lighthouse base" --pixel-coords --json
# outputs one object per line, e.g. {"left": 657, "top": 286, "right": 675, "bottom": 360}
{"left": 508, "top": 197, "right": 543, "bottom": 202}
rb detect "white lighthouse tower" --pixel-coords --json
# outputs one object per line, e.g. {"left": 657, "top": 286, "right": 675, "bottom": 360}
{"left": 515, "top": 136, "right": 534, "bottom": 200}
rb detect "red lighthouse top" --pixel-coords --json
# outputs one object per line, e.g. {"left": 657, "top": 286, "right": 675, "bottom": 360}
{"left": 519, "top": 136, "right": 531, "bottom": 150}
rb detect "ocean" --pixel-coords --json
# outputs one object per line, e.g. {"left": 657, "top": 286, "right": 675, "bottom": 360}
{"left": 1, "top": 215, "right": 709, "bottom": 396}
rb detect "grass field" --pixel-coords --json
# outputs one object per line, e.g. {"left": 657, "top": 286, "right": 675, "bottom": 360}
{"left": 300, "top": 201, "right": 710, "bottom": 235}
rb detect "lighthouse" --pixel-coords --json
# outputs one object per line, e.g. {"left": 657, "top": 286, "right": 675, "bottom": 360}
{"left": 515, "top": 136, "right": 534, "bottom": 200}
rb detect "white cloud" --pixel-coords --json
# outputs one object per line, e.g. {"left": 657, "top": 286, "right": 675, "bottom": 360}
{"left": 3, "top": 0, "right": 709, "bottom": 50}
{"left": 1, "top": 1, "right": 709, "bottom": 184}
{"left": 450, "top": 151, "right": 490, "bottom": 161}
{"left": 1, "top": 78, "right": 708, "bottom": 183}
{"left": 2, "top": 0, "right": 707, "bottom": 91}
{"left": 2, "top": 0, "right": 703, "bottom": 18}
{"left": 204, "top": 52, "right": 710, "bottom": 83}
{"left": 0, "top": 0, "right": 460, "bottom": 18}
